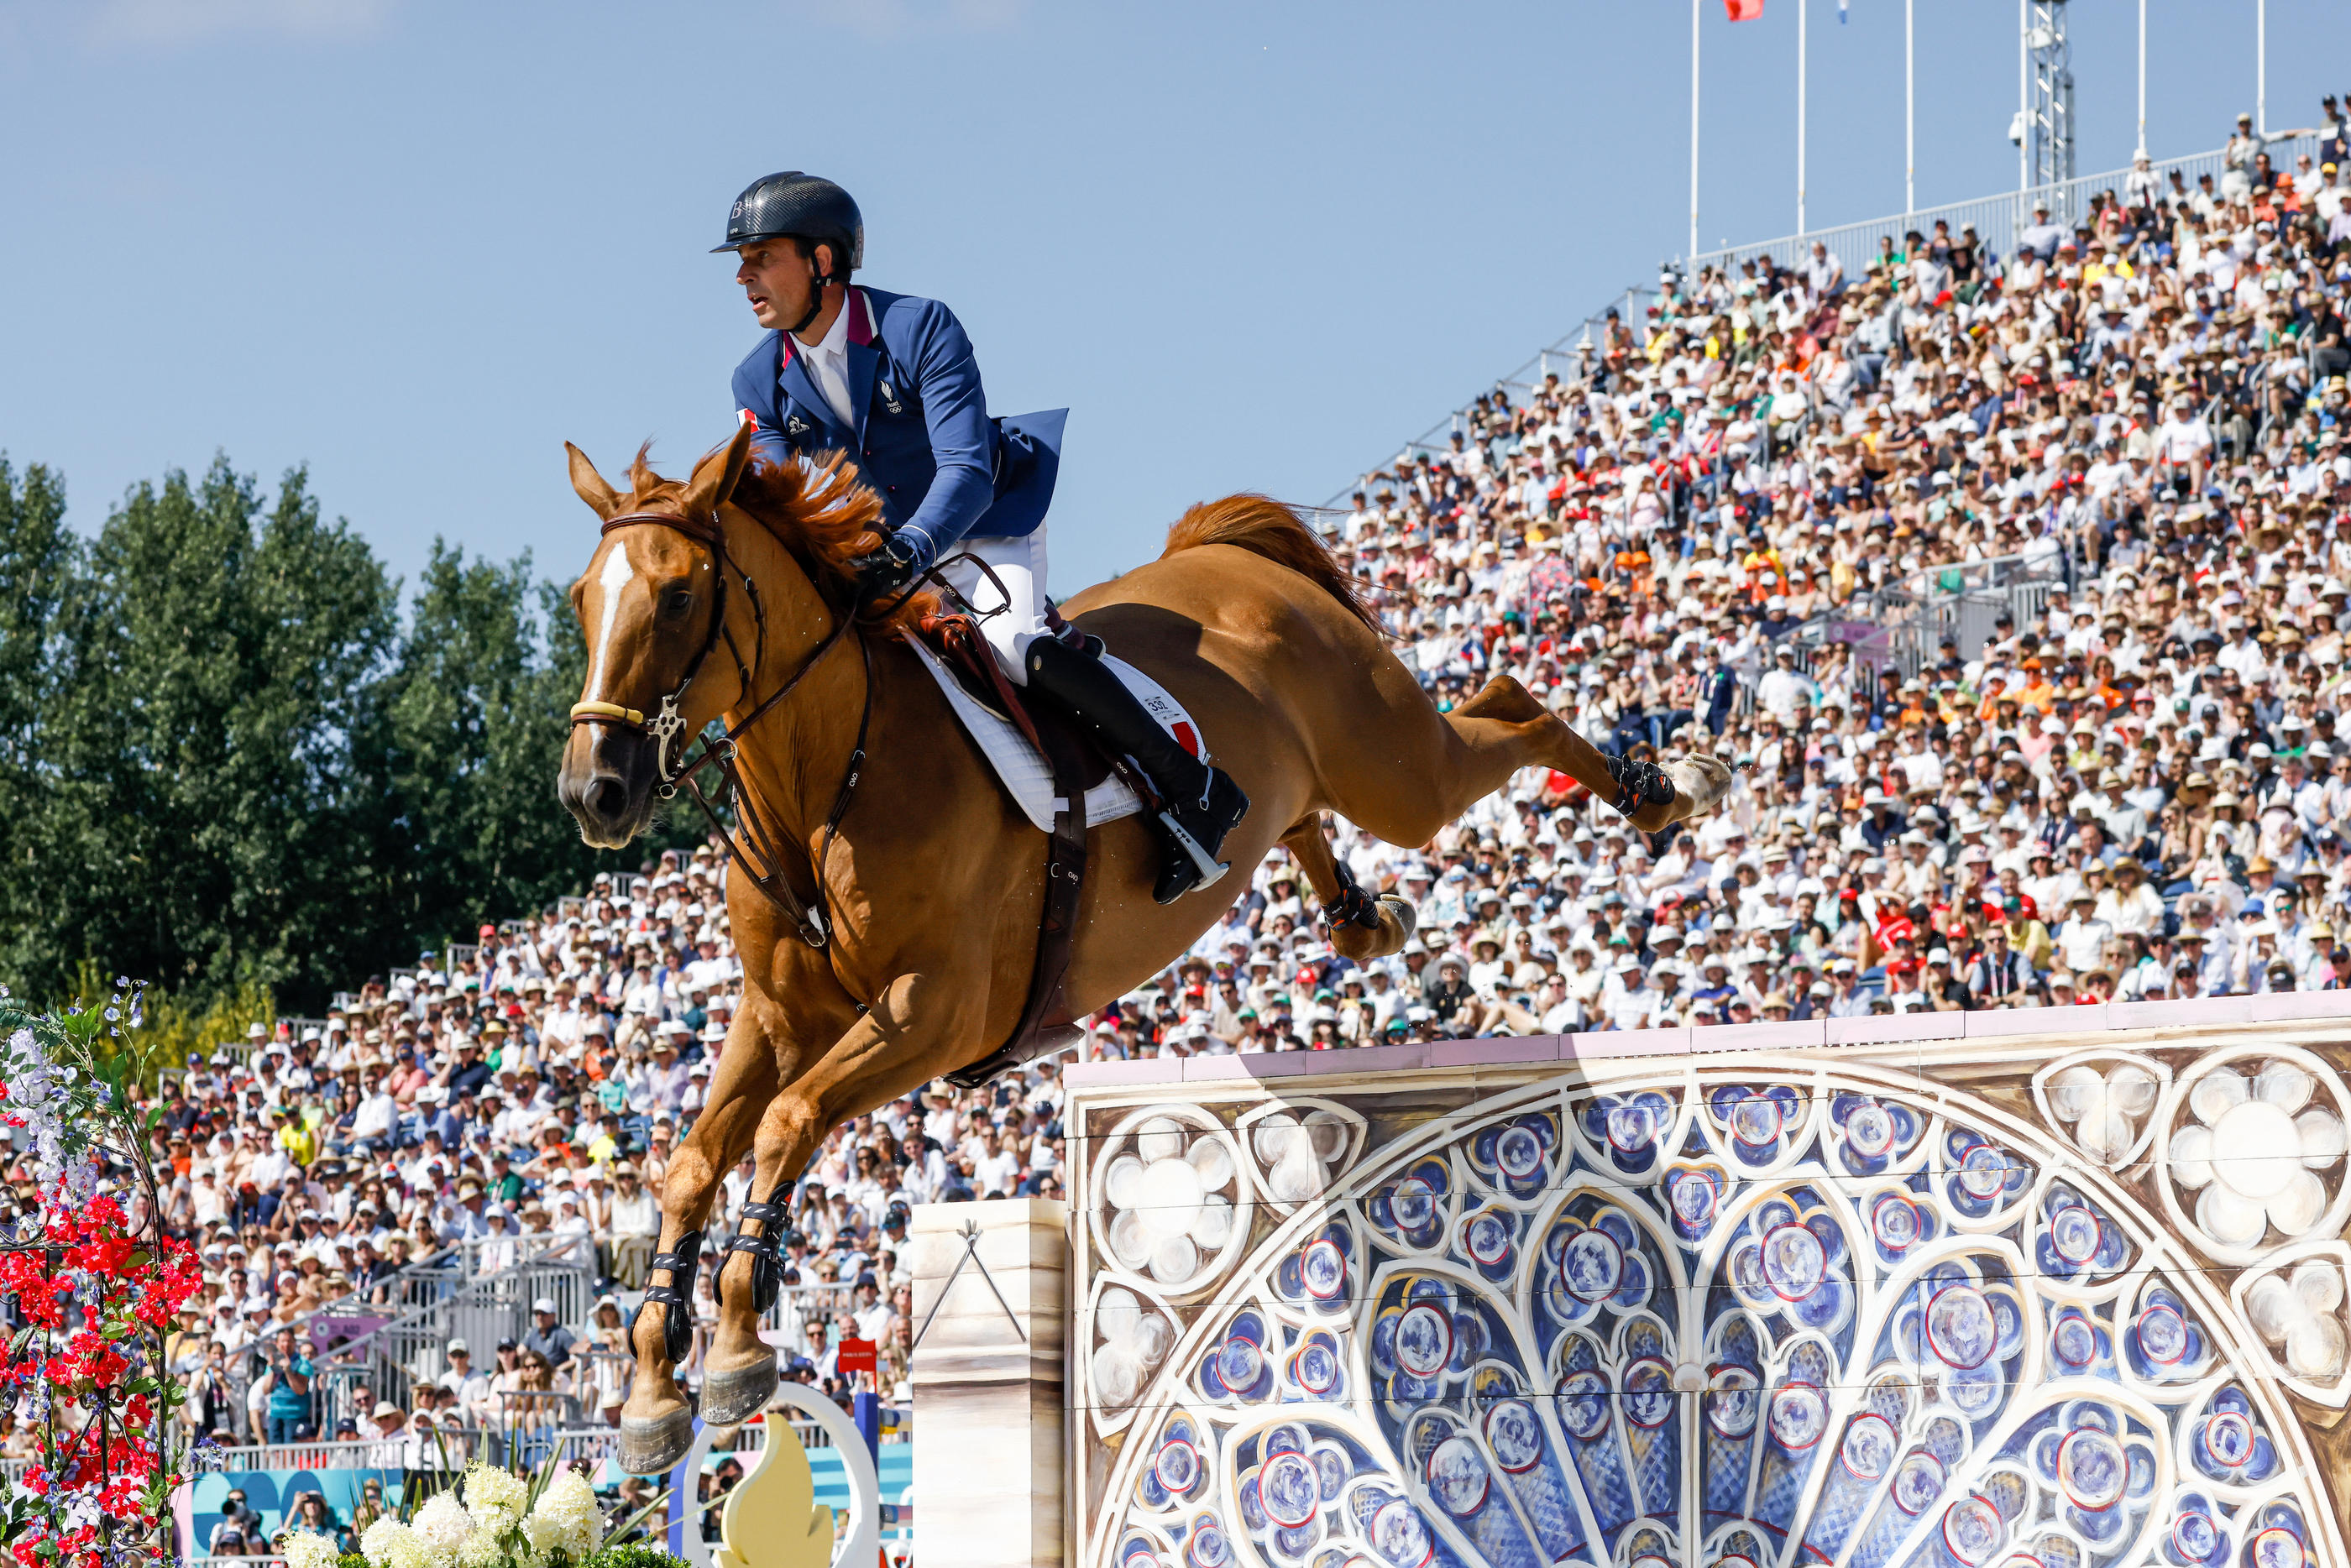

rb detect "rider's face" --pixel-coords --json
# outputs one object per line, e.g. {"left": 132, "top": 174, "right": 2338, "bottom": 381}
{"left": 734, "top": 240, "right": 822, "bottom": 333}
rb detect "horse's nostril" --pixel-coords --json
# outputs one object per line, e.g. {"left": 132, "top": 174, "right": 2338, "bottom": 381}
{"left": 586, "top": 777, "right": 631, "bottom": 823}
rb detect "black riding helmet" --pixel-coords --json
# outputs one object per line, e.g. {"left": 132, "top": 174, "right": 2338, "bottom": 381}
{"left": 714, "top": 170, "right": 863, "bottom": 281}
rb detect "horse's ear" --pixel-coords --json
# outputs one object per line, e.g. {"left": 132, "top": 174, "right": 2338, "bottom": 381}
{"left": 568, "top": 442, "right": 621, "bottom": 520}
{"left": 684, "top": 420, "right": 757, "bottom": 520}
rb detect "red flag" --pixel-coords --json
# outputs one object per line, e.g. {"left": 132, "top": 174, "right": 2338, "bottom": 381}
{"left": 1725, "top": 0, "right": 1765, "bottom": 16}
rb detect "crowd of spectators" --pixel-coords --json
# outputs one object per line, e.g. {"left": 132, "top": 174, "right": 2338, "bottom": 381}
{"left": 1099, "top": 102, "right": 2351, "bottom": 1054}
{"left": 22, "top": 101, "right": 2351, "bottom": 1479}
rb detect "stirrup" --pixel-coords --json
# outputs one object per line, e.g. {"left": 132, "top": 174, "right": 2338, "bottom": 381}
{"left": 1156, "top": 809, "right": 1232, "bottom": 892}
{"left": 630, "top": 1230, "right": 705, "bottom": 1366}
{"left": 716, "top": 1201, "right": 788, "bottom": 1314}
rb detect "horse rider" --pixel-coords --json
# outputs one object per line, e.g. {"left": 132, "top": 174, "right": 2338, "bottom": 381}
{"left": 718, "top": 170, "right": 1249, "bottom": 903}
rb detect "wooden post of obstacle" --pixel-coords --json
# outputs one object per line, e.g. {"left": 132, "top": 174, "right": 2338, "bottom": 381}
{"left": 908, "top": 1200, "right": 1068, "bottom": 1568}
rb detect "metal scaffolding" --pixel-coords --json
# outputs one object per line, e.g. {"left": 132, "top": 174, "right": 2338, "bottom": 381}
{"left": 2023, "top": 0, "right": 2076, "bottom": 199}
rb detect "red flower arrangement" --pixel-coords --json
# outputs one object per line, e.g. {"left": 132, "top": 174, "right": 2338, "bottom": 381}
{"left": 0, "top": 985, "right": 202, "bottom": 1568}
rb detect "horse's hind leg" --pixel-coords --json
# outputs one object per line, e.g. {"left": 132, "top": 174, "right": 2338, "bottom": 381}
{"left": 1325, "top": 673, "right": 1723, "bottom": 841}
{"left": 1317, "top": 673, "right": 1595, "bottom": 844}
{"left": 1280, "top": 816, "right": 1415, "bottom": 961}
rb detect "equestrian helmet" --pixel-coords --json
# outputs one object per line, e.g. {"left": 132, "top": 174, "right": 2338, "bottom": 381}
{"left": 714, "top": 171, "right": 863, "bottom": 276}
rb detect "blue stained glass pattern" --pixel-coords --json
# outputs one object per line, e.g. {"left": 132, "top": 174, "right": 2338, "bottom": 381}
{"left": 1085, "top": 1069, "right": 2338, "bottom": 1568}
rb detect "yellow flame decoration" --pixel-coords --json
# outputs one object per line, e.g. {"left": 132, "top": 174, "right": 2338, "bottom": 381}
{"left": 714, "top": 1417, "right": 835, "bottom": 1568}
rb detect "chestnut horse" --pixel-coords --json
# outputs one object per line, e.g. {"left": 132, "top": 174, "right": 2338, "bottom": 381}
{"left": 556, "top": 421, "right": 1730, "bottom": 1471}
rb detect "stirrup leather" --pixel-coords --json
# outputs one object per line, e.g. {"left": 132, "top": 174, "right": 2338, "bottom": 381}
{"left": 630, "top": 1229, "right": 706, "bottom": 1366}
{"left": 716, "top": 1200, "right": 789, "bottom": 1313}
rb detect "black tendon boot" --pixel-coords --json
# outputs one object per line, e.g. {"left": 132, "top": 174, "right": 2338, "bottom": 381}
{"left": 1024, "top": 636, "right": 1250, "bottom": 902}
{"left": 1601, "top": 750, "right": 1677, "bottom": 821}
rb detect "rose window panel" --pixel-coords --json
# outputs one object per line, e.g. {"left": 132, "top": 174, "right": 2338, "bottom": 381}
{"left": 2229, "top": 1241, "right": 2351, "bottom": 1406}
{"left": 2033, "top": 1048, "right": 2171, "bottom": 1171}
{"left": 1698, "top": 1080, "right": 1819, "bottom": 1173}
{"left": 1092, "top": 1104, "right": 1249, "bottom": 1299}
{"left": 2159, "top": 1047, "right": 2351, "bottom": 1265}
{"left": 1570, "top": 1087, "right": 1686, "bottom": 1183}
{"left": 1081, "top": 1062, "right": 2345, "bottom": 1568}
{"left": 1238, "top": 1099, "right": 1369, "bottom": 1217}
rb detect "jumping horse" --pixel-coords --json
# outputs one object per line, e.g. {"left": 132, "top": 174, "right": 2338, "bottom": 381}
{"left": 555, "top": 421, "right": 1732, "bottom": 1472}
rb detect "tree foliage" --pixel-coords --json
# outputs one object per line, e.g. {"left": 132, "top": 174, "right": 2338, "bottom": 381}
{"left": 0, "top": 453, "right": 662, "bottom": 1012}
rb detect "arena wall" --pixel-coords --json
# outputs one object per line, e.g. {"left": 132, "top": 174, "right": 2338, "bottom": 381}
{"left": 905, "top": 995, "right": 2351, "bottom": 1568}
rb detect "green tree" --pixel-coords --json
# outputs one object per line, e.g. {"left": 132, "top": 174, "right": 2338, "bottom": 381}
{"left": 0, "top": 458, "right": 76, "bottom": 899}
{"left": 0, "top": 454, "right": 698, "bottom": 1017}
{"left": 8, "top": 457, "right": 397, "bottom": 1003}
{"left": 369, "top": 541, "right": 637, "bottom": 956}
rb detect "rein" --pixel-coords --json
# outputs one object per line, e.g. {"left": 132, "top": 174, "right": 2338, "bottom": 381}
{"left": 568, "top": 509, "right": 870, "bottom": 950}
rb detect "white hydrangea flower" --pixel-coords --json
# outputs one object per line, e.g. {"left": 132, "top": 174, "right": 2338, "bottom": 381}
{"left": 529, "top": 1466, "right": 605, "bottom": 1558}
{"left": 413, "top": 1490, "right": 476, "bottom": 1565}
{"left": 281, "top": 1529, "right": 342, "bottom": 1568}
{"left": 521, "top": 1514, "right": 565, "bottom": 1555}
{"left": 463, "top": 1461, "right": 529, "bottom": 1535}
{"left": 364, "top": 1518, "right": 431, "bottom": 1568}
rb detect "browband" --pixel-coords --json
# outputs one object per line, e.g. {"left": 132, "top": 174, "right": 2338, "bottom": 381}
{"left": 601, "top": 509, "right": 725, "bottom": 547}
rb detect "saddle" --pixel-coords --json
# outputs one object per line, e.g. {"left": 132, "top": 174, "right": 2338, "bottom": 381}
{"left": 917, "top": 613, "right": 1103, "bottom": 1089}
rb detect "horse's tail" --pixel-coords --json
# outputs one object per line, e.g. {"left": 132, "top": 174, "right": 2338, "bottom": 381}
{"left": 1160, "top": 494, "right": 1383, "bottom": 635}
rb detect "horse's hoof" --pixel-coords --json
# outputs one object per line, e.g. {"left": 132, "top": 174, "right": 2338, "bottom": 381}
{"left": 699, "top": 1353, "right": 780, "bottom": 1429}
{"left": 1329, "top": 894, "right": 1416, "bottom": 961}
{"left": 618, "top": 1407, "right": 697, "bottom": 1476}
{"left": 1666, "top": 755, "right": 1735, "bottom": 818}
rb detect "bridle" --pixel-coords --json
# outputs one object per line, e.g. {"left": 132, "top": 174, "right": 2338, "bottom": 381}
{"left": 568, "top": 509, "right": 871, "bottom": 950}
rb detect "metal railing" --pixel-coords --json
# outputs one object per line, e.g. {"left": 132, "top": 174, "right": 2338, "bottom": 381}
{"left": 1686, "top": 135, "right": 2320, "bottom": 285}
{"left": 1322, "top": 291, "right": 1660, "bottom": 507}
{"left": 305, "top": 1247, "right": 595, "bottom": 1436}
{"left": 281, "top": 1231, "right": 587, "bottom": 1355}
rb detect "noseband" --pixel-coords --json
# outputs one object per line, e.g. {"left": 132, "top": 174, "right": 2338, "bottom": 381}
{"left": 568, "top": 509, "right": 870, "bottom": 949}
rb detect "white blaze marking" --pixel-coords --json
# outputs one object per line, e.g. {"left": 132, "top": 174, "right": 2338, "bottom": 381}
{"left": 587, "top": 538, "right": 634, "bottom": 702}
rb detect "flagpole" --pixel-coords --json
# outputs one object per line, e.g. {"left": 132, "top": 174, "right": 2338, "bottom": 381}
{"left": 2136, "top": 0, "right": 2147, "bottom": 155}
{"left": 1798, "top": 0, "right": 1808, "bottom": 233}
{"left": 2256, "top": 0, "right": 2266, "bottom": 136}
{"left": 1689, "top": 0, "right": 1701, "bottom": 261}
{"left": 1905, "top": 0, "right": 1916, "bottom": 213}
{"left": 2017, "top": 0, "right": 2028, "bottom": 192}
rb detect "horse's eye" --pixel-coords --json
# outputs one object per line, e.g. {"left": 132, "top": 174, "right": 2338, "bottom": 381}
{"left": 662, "top": 588, "right": 694, "bottom": 620}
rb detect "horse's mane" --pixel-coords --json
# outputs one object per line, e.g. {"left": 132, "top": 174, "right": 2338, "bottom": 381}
{"left": 621, "top": 446, "right": 935, "bottom": 635}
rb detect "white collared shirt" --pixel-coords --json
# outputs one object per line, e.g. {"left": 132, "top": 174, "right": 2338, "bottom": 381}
{"left": 794, "top": 295, "right": 856, "bottom": 430}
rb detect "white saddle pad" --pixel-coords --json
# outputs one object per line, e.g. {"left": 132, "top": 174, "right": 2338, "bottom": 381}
{"left": 905, "top": 639, "right": 1205, "bottom": 834}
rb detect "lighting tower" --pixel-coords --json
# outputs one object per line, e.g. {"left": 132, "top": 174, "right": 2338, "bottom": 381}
{"left": 2024, "top": 0, "right": 2076, "bottom": 196}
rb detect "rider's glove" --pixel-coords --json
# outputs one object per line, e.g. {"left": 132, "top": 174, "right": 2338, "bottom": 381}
{"left": 851, "top": 530, "right": 926, "bottom": 602}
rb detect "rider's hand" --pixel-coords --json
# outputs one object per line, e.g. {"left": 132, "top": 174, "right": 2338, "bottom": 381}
{"left": 850, "top": 531, "right": 924, "bottom": 602}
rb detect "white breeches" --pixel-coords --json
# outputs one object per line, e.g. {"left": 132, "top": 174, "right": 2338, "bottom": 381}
{"left": 935, "top": 529, "right": 1050, "bottom": 685}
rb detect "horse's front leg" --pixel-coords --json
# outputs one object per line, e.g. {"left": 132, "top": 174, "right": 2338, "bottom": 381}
{"left": 702, "top": 961, "right": 995, "bottom": 1395}
{"left": 616, "top": 1002, "right": 787, "bottom": 1475}
{"left": 698, "top": 1085, "right": 833, "bottom": 1427}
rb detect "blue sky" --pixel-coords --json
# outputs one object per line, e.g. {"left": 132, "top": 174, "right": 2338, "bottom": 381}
{"left": 1, "top": 0, "right": 2343, "bottom": 597}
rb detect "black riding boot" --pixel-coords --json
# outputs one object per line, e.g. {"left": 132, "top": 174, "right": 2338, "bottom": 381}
{"left": 1024, "top": 636, "right": 1249, "bottom": 903}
